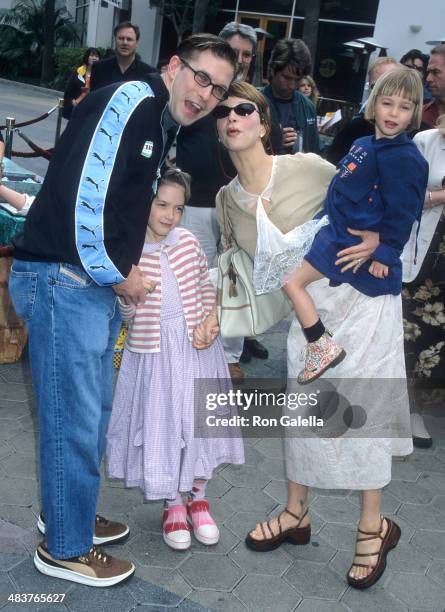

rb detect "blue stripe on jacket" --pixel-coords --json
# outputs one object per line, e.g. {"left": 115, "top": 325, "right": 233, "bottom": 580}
{"left": 75, "top": 81, "right": 154, "bottom": 285}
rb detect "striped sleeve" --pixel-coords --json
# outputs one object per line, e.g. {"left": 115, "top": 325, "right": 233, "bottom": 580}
{"left": 117, "top": 297, "right": 137, "bottom": 321}
{"left": 198, "top": 245, "right": 216, "bottom": 313}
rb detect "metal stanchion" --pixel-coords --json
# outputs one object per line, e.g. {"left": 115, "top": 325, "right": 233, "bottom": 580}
{"left": 4, "top": 117, "right": 15, "bottom": 159}
{"left": 54, "top": 98, "right": 64, "bottom": 146}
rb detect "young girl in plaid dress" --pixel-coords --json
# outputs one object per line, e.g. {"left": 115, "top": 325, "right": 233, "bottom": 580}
{"left": 106, "top": 169, "right": 244, "bottom": 550}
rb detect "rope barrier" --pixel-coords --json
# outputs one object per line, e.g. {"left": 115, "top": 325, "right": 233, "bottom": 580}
{"left": 12, "top": 130, "right": 53, "bottom": 161}
{"left": 0, "top": 104, "right": 58, "bottom": 130}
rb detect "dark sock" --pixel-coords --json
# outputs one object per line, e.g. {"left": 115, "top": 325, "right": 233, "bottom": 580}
{"left": 303, "top": 319, "right": 325, "bottom": 343}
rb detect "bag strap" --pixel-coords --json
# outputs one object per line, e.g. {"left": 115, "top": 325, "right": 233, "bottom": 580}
{"left": 219, "top": 187, "right": 239, "bottom": 297}
{"left": 220, "top": 186, "right": 234, "bottom": 249}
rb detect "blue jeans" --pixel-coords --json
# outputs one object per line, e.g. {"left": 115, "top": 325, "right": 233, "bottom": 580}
{"left": 9, "top": 260, "right": 121, "bottom": 559}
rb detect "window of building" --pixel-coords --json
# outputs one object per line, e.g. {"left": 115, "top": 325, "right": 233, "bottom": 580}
{"left": 237, "top": 0, "right": 293, "bottom": 17}
{"left": 75, "top": 0, "right": 89, "bottom": 45}
{"left": 313, "top": 21, "right": 374, "bottom": 103}
{"left": 291, "top": 0, "right": 378, "bottom": 24}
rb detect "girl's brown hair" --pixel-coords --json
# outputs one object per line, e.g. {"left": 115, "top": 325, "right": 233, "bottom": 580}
{"left": 225, "top": 81, "right": 272, "bottom": 144}
{"left": 159, "top": 168, "right": 191, "bottom": 204}
{"left": 365, "top": 66, "right": 423, "bottom": 131}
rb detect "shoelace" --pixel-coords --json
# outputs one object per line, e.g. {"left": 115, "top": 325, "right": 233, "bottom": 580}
{"left": 79, "top": 546, "right": 109, "bottom": 565}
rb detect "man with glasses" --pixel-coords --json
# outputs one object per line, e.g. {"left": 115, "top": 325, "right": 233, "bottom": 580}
{"left": 9, "top": 34, "right": 236, "bottom": 588}
{"left": 219, "top": 21, "right": 257, "bottom": 81}
{"left": 262, "top": 38, "right": 320, "bottom": 155}
{"left": 400, "top": 49, "right": 431, "bottom": 103}
{"left": 177, "top": 22, "right": 268, "bottom": 381}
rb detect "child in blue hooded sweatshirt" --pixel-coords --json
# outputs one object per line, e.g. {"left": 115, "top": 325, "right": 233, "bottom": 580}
{"left": 281, "top": 67, "right": 428, "bottom": 384}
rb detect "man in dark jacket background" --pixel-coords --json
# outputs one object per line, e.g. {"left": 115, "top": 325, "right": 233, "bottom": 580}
{"left": 261, "top": 38, "right": 320, "bottom": 155}
{"left": 90, "top": 21, "right": 155, "bottom": 90}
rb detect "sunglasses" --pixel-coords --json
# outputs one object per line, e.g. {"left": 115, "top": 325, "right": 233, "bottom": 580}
{"left": 212, "top": 102, "right": 260, "bottom": 120}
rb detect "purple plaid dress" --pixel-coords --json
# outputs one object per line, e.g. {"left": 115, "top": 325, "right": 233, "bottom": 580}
{"left": 106, "top": 252, "right": 244, "bottom": 500}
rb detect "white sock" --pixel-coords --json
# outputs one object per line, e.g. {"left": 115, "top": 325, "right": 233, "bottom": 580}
{"left": 166, "top": 492, "right": 184, "bottom": 508}
{"left": 191, "top": 480, "right": 207, "bottom": 500}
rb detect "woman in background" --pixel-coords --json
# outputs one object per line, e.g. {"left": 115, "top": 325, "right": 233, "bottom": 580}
{"left": 63, "top": 47, "right": 101, "bottom": 120}
{"left": 297, "top": 75, "right": 320, "bottom": 110}
{"left": 403, "top": 113, "right": 445, "bottom": 447}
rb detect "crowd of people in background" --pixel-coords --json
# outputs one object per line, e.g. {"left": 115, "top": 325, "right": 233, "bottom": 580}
{"left": 1, "top": 18, "right": 444, "bottom": 597}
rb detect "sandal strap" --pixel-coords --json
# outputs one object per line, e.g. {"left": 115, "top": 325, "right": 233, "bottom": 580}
{"left": 283, "top": 507, "right": 308, "bottom": 527}
{"left": 350, "top": 562, "right": 372, "bottom": 569}
{"left": 354, "top": 551, "right": 380, "bottom": 558}
{"left": 266, "top": 520, "right": 275, "bottom": 538}
{"left": 356, "top": 516, "right": 384, "bottom": 538}
{"left": 357, "top": 534, "right": 384, "bottom": 543}
{"left": 259, "top": 522, "right": 267, "bottom": 540}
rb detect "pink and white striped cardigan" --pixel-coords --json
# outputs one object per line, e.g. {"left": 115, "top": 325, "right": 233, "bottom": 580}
{"left": 118, "top": 228, "right": 216, "bottom": 353}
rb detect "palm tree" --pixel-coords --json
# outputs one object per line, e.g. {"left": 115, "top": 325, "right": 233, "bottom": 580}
{"left": 0, "top": 0, "right": 81, "bottom": 83}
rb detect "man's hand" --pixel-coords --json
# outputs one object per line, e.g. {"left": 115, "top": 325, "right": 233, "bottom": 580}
{"left": 369, "top": 261, "right": 389, "bottom": 279}
{"left": 142, "top": 275, "right": 157, "bottom": 293}
{"left": 282, "top": 127, "right": 297, "bottom": 150}
{"left": 335, "top": 228, "right": 380, "bottom": 273}
{"left": 113, "top": 265, "right": 146, "bottom": 305}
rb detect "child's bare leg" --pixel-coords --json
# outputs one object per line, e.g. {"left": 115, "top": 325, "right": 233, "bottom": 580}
{"left": 283, "top": 260, "right": 325, "bottom": 328}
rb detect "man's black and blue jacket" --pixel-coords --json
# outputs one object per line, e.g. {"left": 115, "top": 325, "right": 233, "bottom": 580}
{"left": 14, "top": 74, "right": 176, "bottom": 286}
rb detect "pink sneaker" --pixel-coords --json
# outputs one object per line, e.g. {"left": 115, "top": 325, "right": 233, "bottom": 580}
{"left": 187, "top": 499, "right": 220, "bottom": 546}
{"left": 162, "top": 505, "right": 191, "bottom": 550}
{"left": 297, "top": 331, "right": 346, "bottom": 384}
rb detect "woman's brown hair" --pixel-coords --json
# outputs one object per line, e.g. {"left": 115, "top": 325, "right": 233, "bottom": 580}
{"left": 225, "top": 81, "right": 272, "bottom": 144}
{"left": 159, "top": 168, "right": 191, "bottom": 204}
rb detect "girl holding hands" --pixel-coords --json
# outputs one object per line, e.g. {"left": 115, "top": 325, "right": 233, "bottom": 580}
{"left": 106, "top": 169, "right": 244, "bottom": 551}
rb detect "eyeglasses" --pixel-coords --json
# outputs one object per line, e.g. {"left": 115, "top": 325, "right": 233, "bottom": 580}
{"left": 212, "top": 102, "right": 259, "bottom": 119}
{"left": 405, "top": 64, "right": 425, "bottom": 73}
{"left": 180, "top": 58, "right": 229, "bottom": 101}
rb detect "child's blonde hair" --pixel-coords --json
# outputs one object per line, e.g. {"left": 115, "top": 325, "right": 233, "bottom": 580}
{"left": 365, "top": 66, "right": 423, "bottom": 131}
{"left": 158, "top": 168, "right": 191, "bottom": 204}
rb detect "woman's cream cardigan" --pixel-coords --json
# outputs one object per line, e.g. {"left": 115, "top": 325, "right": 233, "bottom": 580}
{"left": 216, "top": 153, "right": 336, "bottom": 258}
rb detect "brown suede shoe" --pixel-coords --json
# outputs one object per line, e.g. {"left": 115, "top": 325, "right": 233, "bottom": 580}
{"left": 228, "top": 362, "right": 245, "bottom": 382}
{"left": 37, "top": 513, "right": 130, "bottom": 546}
{"left": 34, "top": 541, "right": 135, "bottom": 587}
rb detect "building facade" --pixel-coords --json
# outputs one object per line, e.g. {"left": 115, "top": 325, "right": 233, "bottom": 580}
{"left": 1, "top": 0, "right": 443, "bottom": 102}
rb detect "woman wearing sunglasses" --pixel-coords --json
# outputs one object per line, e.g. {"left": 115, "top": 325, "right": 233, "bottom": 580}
{"left": 207, "top": 80, "right": 415, "bottom": 590}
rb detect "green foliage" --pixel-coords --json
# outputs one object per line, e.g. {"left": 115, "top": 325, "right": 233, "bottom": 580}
{"left": 0, "top": 0, "right": 81, "bottom": 80}
{"left": 52, "top": 46, "right": 107, "bottom": 89}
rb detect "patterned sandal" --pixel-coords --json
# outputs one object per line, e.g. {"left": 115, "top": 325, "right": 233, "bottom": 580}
{"left": 245, "top": 507, "right": 311, "bottom": 552}
{"left": 347, "top": 516, "right": 401, "bottom": 589}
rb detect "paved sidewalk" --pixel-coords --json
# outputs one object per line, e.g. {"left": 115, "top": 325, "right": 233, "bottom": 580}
{"left": 0, "top": 319, "right": 444, "bottom": 611}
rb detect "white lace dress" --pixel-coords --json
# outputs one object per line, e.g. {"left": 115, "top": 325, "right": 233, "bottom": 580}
{"left": 285, "top": 278, "right": 413, "bottom": 490}
{"left": 232, "top": 156, "right": 329, "bottom": 295}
